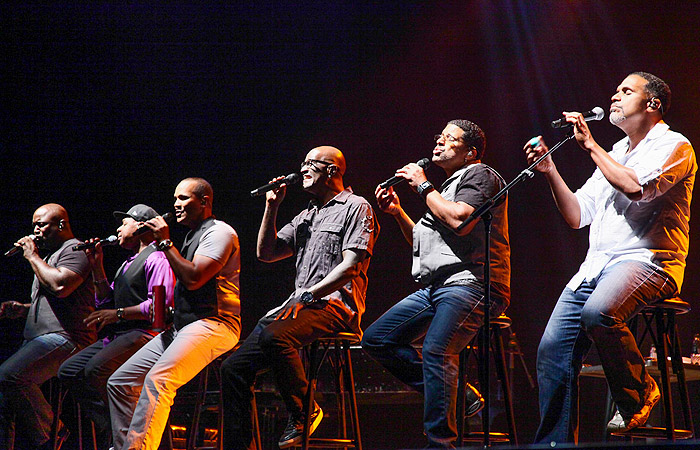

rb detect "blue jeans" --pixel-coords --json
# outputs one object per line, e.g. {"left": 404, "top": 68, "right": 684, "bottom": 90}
{"left": 0, "top": 332, "right": 78, "bottom": 449}
{"left": 535, "top": 260, "right": 677, "bottom": 444}
{"left": 361, "top": 284, "right": 507, "bottom": 448}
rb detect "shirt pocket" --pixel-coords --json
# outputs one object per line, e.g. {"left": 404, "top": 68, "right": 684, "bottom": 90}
{"left": 317, "top": 223, "right": 343, "bottom": 273}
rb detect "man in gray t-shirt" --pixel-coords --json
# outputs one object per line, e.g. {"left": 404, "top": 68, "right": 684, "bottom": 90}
{"left": 0, "top": 203, "right": 94, "bottom": 450}
{"left": 362, "top": 120, "right": 511, "bottom": 449}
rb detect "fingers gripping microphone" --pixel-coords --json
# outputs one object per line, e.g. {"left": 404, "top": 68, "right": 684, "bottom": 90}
{"left": 4, "top": 235, "right": 37, "bottom": 257}
{"left": 551, "top": 107, "right": 605, "bottom": 129}
{"left": 71, "top": 212, "right": 173, "bottom": 251}
{"left": 380, "top": 158, "right": 431, "bottom": 189}
{"left": 72, "top": 235, "right": 119, "bottom": 251}
{"left": 250, "top": 173, "right": 301, "bottom": 197}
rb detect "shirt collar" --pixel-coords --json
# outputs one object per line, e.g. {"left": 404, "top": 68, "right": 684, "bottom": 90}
{"left": 308, "top": 187, "right": 353, "bottom": 209}
{"left": 615, "top": 121, "right": 669, "bottom": 154}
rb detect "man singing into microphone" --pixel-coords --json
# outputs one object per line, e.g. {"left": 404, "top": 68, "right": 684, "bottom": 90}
{"left": 220, "top": 146, "right": 379, "bottom": 449}
{"left": 362, "top": 119, "right": 511, "bottom": 449}
{"left": 524, "top": 72, "right": 696, "bottom": 443}
{"left": 107, "top": 178, "right": 241, "bottom": 450}
{"left": 0, "top": 204, "right": 95, "bottom": 450}
{"left": 57, "top": 204, "right": 175, "bottom": 450}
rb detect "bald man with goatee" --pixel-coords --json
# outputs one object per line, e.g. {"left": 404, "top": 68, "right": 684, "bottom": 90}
{"left": 0, "top": 203, "right": 95, "bottom": 450}
{"left": 221, "top": 146, "right": 380, "bottom": 449}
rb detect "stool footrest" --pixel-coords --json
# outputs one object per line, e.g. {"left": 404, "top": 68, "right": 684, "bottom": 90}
{"left": 610, "top": 426, "right": 694, "bottom": 439}
{"left": 305, "top": 438, "right": 358, "bottom": 447}
{"left": 462, "top": 432, "right": 511, "bottom": 443}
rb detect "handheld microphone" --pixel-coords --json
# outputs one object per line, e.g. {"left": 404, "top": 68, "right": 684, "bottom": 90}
{"left": 71, "top": 212, "right": 173, "bottom": 251}
{"left": 72, "top": 235, "right": 119, "bottom": 251}
{"left": 250, "top": 173, "right": 301, "bottom": 197}
{"left": 4, "top": 235, "right": 37, "bottom": 257}
{"left": 379, "top": 158, "right": 431, "bottom": 189}
{"left": 551, "top": 107, "right": 605, "bottom": 129}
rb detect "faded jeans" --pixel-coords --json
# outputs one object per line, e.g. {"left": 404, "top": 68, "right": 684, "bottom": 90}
{"left": 535, "top": 260, "right": 677, "bottom": 444}
{"left": 362, "top": 283, "right": 507, "bottom": 448}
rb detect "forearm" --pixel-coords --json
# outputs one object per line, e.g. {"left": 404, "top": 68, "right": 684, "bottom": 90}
{"left": 161, "top": 247, "right": 201, "bottom": 287}
{"left": 544, "top": 166, "right": 582, "bottom": 228}
{"left": 589, "top": 146, "right": 642, "bottom": 200}
{"left": 123, "top": 304, "right": 149, "bottom": 321}
{"left": 306, "top": 260, "right": 362, "bottom": 299}
{"left": 392, "top": 207, "right": 415, "bottom": 246}
{"left": 424, "top": 191, "right": 475, "bottom": 234}
{"left": 91, "top": 263, "right": 112, "bottom": 300}
{"left": 257, "top": 204, "right": 281, "bottom": 261}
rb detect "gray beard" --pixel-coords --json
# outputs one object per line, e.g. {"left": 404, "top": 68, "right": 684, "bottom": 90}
{"left": 609, "top": 111, "right": 626, "bottom": 125}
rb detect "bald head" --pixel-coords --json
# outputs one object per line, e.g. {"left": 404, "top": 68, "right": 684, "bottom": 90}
{"left": 33, "top": 203, "right": 73, "bottom": 248}
{"left": 310, "top": 146, "right": 346, "bottom": 176}
{"left": 35, "top": 203, "right": 69, "bottom": 224}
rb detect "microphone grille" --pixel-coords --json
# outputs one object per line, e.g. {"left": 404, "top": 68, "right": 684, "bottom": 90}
{"left": 286, "top": 173, "right": 301, "bottom": 184}
{"left": 591, "top": 106, "right": 605, "bottom": 120}
{"left": 417, "top": 158, "right": 430, "bottom": 169}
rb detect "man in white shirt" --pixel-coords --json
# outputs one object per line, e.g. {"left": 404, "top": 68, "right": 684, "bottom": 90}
{"left": 524, "top": 72, "right": 696, "bottom": 444}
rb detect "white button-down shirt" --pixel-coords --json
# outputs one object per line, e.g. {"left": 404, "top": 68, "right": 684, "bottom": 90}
{"left": 567, "top": 122, "right": 696, "bottom": 291}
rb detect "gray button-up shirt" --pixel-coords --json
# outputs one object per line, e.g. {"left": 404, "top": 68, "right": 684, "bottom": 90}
{"left": 269, "top": 187, "right": 379, "bottom": 333}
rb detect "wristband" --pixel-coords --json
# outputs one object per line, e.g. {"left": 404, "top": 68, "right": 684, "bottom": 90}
{"left": 116, "top": 307, "right": 125, "bottom": 321}
{"left": 417, "top": 181, "right": 435, "bottom": 198}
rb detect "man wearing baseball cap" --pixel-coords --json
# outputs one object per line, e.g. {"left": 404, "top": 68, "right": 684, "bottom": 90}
{"left": 57, "top": 204, "right": 175, "bottom": 450}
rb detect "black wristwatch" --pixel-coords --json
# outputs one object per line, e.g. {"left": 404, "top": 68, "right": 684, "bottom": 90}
{"left": 116, "top": 307, "right": 125, "bottom": 321}
{"left": 300, "top": 291, "right": 315, "bottom": 305}
{"left": 417, "top": 180, "right": 435, "bottom": 198}
{"left": 157, "top": 239, "right": 174, "bottom": 251}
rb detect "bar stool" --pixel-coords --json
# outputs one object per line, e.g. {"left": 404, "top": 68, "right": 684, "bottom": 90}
{"left": 298, "top": 331, "right": 363, "bottom": 450}
{"left": 607, "top": 297, "right": 694, "bottom": 441}
{"left": 49, "top": 379, "right": 97, "bottom": 450}
{"left": 186, "top": 347, "right": 245, "bottom": 450}
{"left": 456, "top": 314, "right": 517, "bottom": 446}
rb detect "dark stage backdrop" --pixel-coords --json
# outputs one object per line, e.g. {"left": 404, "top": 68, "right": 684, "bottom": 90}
{"left": 2, "top": 1, "right": 699, "bottom": 442}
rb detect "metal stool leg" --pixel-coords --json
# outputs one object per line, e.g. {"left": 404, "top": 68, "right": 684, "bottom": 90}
{"left": 301, "top": 340, "right": 321, "bottom": 450}
{"left": 654, "top": 309, "right": 675, "bottom": 440}
{"left": 491, "top": 326, "right": 517, "bottom": 445}
{"left": 343, "top": 340, "right": 362, "bottom": 450}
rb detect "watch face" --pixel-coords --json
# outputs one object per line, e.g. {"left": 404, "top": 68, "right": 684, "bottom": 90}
{"left": 301, "top": 291, "right": 314, "bottom": 304}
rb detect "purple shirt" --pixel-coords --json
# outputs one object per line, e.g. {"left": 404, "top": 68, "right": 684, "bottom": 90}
{"left": 96, "top": 245, "right": 175, "bottom": 318}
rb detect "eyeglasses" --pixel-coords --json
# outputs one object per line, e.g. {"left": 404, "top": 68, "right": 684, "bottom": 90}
{"left": 300, "top": 159, "right": 333, "bottom": 172}
{"left": 434, "top": 134, "right": 463, "bottom": 143}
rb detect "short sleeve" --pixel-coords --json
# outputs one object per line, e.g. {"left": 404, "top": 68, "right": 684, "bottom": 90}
{"left": 341, "top": 200, "right": 378, "bottom": 256}
{"left": 56, "top": 247, "right": 91, "bottom": 279}
{"left": 195, "top": 223, "right": 236, "bottom": 264}
{"left": 453, "top": 165, "right": 502, "bottom": 207}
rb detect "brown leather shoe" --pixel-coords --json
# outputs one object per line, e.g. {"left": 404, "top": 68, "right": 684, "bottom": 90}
{"left": 607, "top": 376, "right": 661, "bottom": 433}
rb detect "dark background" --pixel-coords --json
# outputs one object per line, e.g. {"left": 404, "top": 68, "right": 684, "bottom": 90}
{"left": 2, "top": 1, "right": 699, "bottom": 444}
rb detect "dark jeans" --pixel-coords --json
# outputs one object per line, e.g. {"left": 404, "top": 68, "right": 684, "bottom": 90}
{"left": 534, "top": 261, "right": 677, "bottom": 444}
{"left": 0, "top": 332, "right": 78, "bottom": 449}
{"left": 57, "top": 329, "right": 153, "bottom": 450}
{"left": 220, "top": 306, "right": 348, "bottom": 450}
{"left": 361, "top": 284, "right": 507, "bottom": 448}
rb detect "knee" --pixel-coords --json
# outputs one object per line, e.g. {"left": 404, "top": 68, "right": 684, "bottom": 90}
{"left": 360, "top": 324, "right": 385, "bottom": 355}
{"left": 580, "top": 304, "right": 615, "bottom": 334}
{"left": 220, "top": 354, "right": 249, "bottom": 385}
{"left": 536, "top": 329, "right": 560, "bottom": 368}
{"left": 257, "top": 327, "right": 286, "bottom": 357}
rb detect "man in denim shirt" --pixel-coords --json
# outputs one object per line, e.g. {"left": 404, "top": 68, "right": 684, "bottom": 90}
{"left": 221, "top": 146, "right": 379, "bottom": 450}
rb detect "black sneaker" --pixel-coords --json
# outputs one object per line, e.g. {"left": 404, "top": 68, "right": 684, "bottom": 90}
{"left": 465, "top": 382, "right": 485, "bottom": 417}
{"left": 278, "top": 403, "right": 324, "bottom": 448}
